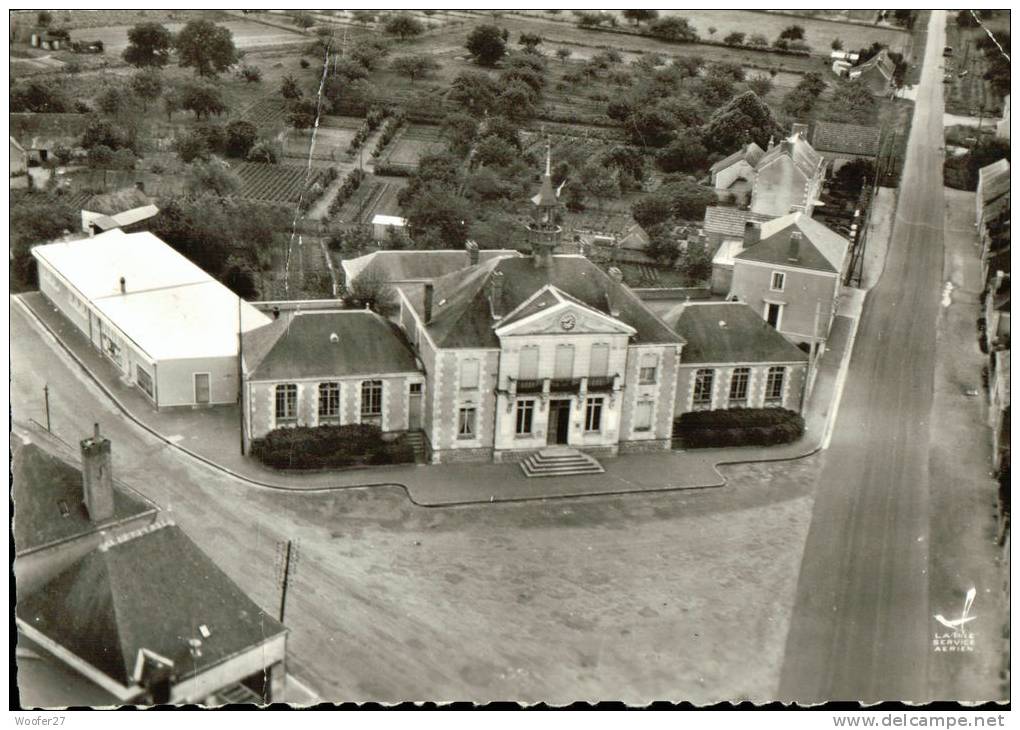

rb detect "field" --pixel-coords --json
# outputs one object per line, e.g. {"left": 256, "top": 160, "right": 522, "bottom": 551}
{"left": 942, "top": 18, "right": 1008, "bottom": 117}
{"left": 378, "top": 125, "right": 446, "bottom": 170}
{"left": 64, "top": 19, "right": 308, "bottom": 59}
{"left": 235, "top": 163, "right": 326, "bottom": 205}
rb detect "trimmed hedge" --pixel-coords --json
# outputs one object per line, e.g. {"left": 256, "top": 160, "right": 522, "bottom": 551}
{"left": 674, "top": 407, "right": 804, "bottom": 449}
{"left": 251, "top": 423, "right": 415, "bottom": 470}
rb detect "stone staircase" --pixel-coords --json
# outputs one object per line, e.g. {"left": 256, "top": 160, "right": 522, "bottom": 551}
{"left": 520, "top": 447, "right": 605, "bottom": 478}
{"left": 405, "top": 431, "right": 427, "bottom": 463}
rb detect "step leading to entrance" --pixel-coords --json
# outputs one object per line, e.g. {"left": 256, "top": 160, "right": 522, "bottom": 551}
{"left": 520, "top": 447, "right": 605, "bottom": 478}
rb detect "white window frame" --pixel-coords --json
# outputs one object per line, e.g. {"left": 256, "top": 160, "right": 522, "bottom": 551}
{"left": 361, "top": 380, "right": 383, "bottom": 418}
{"left": 584, "top": 397, "right": 604, "bottom": 433}
{"left": 764, "top": 301, "right": 784, "bottom": 330}
{"left": 318, "top": 382, "right": 341, "bottom": 424}
{"left": 458, "top": 407, "right": 476, "bottom": 439}
{"left": 770, "top": 271, "right": 786, "bottom": 291}
{"left": 634, "top": 400, "right": 653, "bottom": 432}
{"left": 639, "top": 353, "right": 658, "bottom": 385}
{"left": 729, "top": 367, "right": 750, "bottom": 406}
{"left": 765, "top": 366, "right": 785, "bottom": 405}
{"left": 275, "top": 383, "right": 298, "bottom": 425}
{"left": 692, "top": 368, "right": 714, "bottom": 410}
{"left": 515, "top": 399, "right": 535, "bottom": 435}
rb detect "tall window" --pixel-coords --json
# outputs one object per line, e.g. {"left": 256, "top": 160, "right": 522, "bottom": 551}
{"left": 639, "top": 353, "right": 658, "bottom": 384}
{"left": 275, "top": 384, "right": 298, "bottom": 425}
{"left": 584, "top": 397, "right": 604, "bottom": 432}
{"left": 458, "top": 407, "right": 476, "bottom": 439}
{"left": 136, "top": 365, "right": 154, "bottom": 399}
{"left": 589, "top": 343, "right": 610, "bottom": 378}
{"left": 692, "top": 369, "right": 714, "bottom": 410}
{"left": 318, "top": 382, "right": 341, "bottom": 423}
{"left": 765, "top": 366, "right": 785, "bottom": 405}
{"left": 554, "top": 344, "right": 575, "bottom": 380}
{"left": 729, "top": 368, "right": 750, "bottom": 406}
{"left": 770, "top": 271, "right": 786, "bottom": 291}
{"left": 460, "top": 359, "right": 479, "bottom": 390}
{"left": 515, "top": 400, "right": 535, "bottom": 435}
{"left": 518, "top": 346, "right": 540, "bottom": 381}
{"left": 361, "top": 380, "right": 383, "bottom": 418}
{"left": 634, "top": 400, "right": 653, "bottom": 432}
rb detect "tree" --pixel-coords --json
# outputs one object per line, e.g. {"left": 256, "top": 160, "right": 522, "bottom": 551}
{"left": 632, "top": 194, "right": 673, "bottom": 228}
{"left": 624, "top": 108, "right": 675, "bottom": 148}
{"left": 122, "top": 22, "right": 173, "bottom": 68}
{"left": 186, "top": 160, "right": 242, "bottom": 197}
{"left": 163, "top": 87, "right": 182, "bottom": 122}
{"left": 495, "top": 80, "right": 538, "bottom": 122}
{"left": 779, "top": 25, "right": 805, "bottom": 41}
{"left": 349, "top": 39, "right": 390, "bottom": 71}
{"left": 349, "top": 10, "right": 376, "bottom": 25}
{"left": 240, "top": 64, "right": 262, "bottom": 82}
{"left": 10, "top": 79, "right": 70, "bottom": 113}
{"left": 130, "top": 67, "right": 163, "bottom": 111}
{"left": 225, "top": 120, "right": 258, "bottom": 158}
{"left": 97, "top": 86, "right": 135, "bottom": 116}
{"left": 822, "top": 80, "right": 877, "bottom": 125}
{"left": 656, "top": 136, "right": 708, "bottom": 173}
{"left": 518, "top": 32, "right": 542, "bottom": 51}
{"left": 346, "top": 265, "right": 397, "bottom": 313}
{"left": 246, "top": 140, "right": 278, "bottom": 164}
{"left": 647, "top": 17, "right": 698, "bottom": 42}
{"left": 831, "top": 38, "right": 844, "bottom": 51}
{"left": 81, "top": 116, "right": 134, "bottom": 152}
{"left": 442, "top": 112, "right": 478, "bottom": 157}
{"left": 180, "top": 80, "right": 227, "bottom": 120}
{"left": 10, "top": 191, "right": 77, "bottom": 291}
{"left": 555, "top": 47, "right": 571, "bottom": 62}
{"left": 724, "top": 31, "right": 746, "bottom": 46}
{"left": 645, "top": 224, "right": 680, "bottom": 264}
{"left": 662, "top": 177, "right": 717, "bottom": 220}
{"left": 579, "top": 164, "right": 620, "bottom": 211}
{"left": 37, "top": 11, "right": 53, "bottom": 28}
{"left": 391, "top": 54, "right": 440, "bottom": 83}
{"left": 87, "top": 145, "right": 136, "bottom": 171}
{"left": 280, "top": 74, "right": 303, "bottom": 100}
{"left": 473, "top": 134, "right": 517, "bottom": 168}
{"left": 677, "top": 240, "right": 712, "bottom": 282}
{"left": 707, "top": 61, "right": 745, "bottom": 83}
{"left": 383, "top": 14, "right": 424, "bottom": 41}
{"left": 465, "top": 24, "right": 507, "bottom": 67}
{"left": 175, "top": 20, "right": 239, "bottom": 77}
{"left": 748, "top": 33, "right": 769, "bottom": 47}
{"left": 288, "top": 100, "right": 318, "bottom": 130}
{"left": 449, "top": 70, "right": 499, "bottom": 116}
{"left": 701, "top": 90, "right": 783, "bottom": 153}
{"left": 832, "top": 158, "right": 876, "bottom": 192}
{"left": 747, "top": 74, "right": 774, "bottom": 97}
{"left": 175, "top": 132, "right": 211, "bottom": 163}
{"left": 622, "top": 10, "right": 659, "bottom": 26}
{"left": 403, "top": 186, "right": 474, "bottom": 249}
{"left": 331, "top": 57, "right": 369, "bottom": 83}
{"left": 693, "top": 75, "right": 737, "bottom": 108}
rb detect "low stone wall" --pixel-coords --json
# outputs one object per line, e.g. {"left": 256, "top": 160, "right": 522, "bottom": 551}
{"left": 618, "top": 438, "right": 671, "bottom": 454}
{"left": 431, "top": 446, "right": 495, "bottom": 464}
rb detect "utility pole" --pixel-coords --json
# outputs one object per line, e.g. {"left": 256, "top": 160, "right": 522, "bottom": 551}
{"left": 43, "top": 384, "right": 51, "bottom": 432}
{"left": 277, "top": 539, "right": 298, "bottom": 624}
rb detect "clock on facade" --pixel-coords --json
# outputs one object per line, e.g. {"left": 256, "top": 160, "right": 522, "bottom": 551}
{"left": 559, "top": 313, "right": 576, "bottom": 331}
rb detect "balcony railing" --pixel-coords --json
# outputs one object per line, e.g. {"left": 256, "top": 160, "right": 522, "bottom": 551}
{"left": 514, "top": 378, "right": 544, "bottom": 394}
{"left": 586, "top": 376, "right": 615, "bottom": 392}
{"left": 549, "top": 378, "right": 583, "bottom": 393}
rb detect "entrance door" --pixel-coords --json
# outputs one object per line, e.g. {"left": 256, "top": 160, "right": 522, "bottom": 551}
{"left": 408, "top": 383, "right": 423, "bottom": 430}
{"left": 194, "top": 373, "right": 210, "bottom": 405}
{"left": 765, "top": 302, "right": 782, "bottom": 329}
{"left": 547, "top": 399, "right": 571, "bottom": 445}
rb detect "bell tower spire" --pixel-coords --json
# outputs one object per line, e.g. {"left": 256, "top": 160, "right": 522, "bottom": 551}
{"left": 525, "top": 139, "right": 562, "bottom": 269}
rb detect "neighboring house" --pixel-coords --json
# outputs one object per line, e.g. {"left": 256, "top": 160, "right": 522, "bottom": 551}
{"left": 810, "top": 121, "right": 882, "bottom": 173}
{"left": 13, "top": 426, "right": 288, "bottom": 706}
{"left": 11, "top": 135, "right": 28, "bottom": 176}
{"left": 32, "top": 228, "right": 271, "bottom": 408}
{"left": 370, "top": 214, "right": 407, "bottom": 243}
{"left": 830, "top": 50, "right": 861, "bottom": 63}
{"left": 984, "top": 271, "right": 1011, "bottom": 357}
{"left": 241, "top": 309, "right": 424, "bottom": 446}
{"left": 728, "top": 212, "right": 851, "bottom": 347}
{"left": 749, "top": 131, "right": 826, "bottom": 218}
{"left": 703, "top": 207, "right": 775, "bottom": 292}
{"left": 849, "top": 48, "right": 896, "bottom": 95}
{"left": 989, "top": 349, "right": 1010, "bottom": 472}
{"left": 668, "top": 301, "right": 809, "bottom": 415}
{"left": 10, "top": 113, "right": 89, "bottom": 166}
{"left": 980, "top": 210, "right": 1010, "bottom": 289}
{"left": 976, "top": 158, "right": 1010, "bottom": 232}
{"left": 12, "top": 426, "right": 159, "bottom": 597}
{"left": 710, "top": 142, "right": 764, "bottom": 206}
{"left": 80, "top": 186, "right": 159, "bottom": 234}
{"left": 997, "top": 95, "right": 1010, "bottom": 140}
{"left": 618, "top": 222, "right": 651, "bottom": 253}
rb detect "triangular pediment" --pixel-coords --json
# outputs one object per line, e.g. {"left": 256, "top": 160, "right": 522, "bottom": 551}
{"left": 494, "top": 286, "right": 635, "bottom": 337}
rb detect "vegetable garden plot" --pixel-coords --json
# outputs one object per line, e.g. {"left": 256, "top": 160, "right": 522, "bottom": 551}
{"left": 236, "top": 163, "right": 327, "bottom": 205}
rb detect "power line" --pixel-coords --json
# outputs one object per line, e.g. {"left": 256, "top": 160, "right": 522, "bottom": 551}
{"left": 969, "top": 10, "right": 1011, "bottom": 63}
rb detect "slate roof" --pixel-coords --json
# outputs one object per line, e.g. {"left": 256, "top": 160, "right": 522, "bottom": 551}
{"left": 670, "top": 302, "right": 809, "bottom": 365}
{"left": 618, "top": 223, "right": 650, "bottom": 251}
{"left": 756, "top": 132, "right": 823, "bottom": 180}
{"left": 736, "top": 212, "right": 849, "bottom": 274}
{"left": 422, "top": 255, "right": 682, "bottom": 348}
{"left": 811, "top": 122, "right": 882, "bottom": 157}
{"left": 710, "top": 142, "right": 765, "bottom": 174}
{"left": 702, "top": 207, "right": 775, "bottom": 238}
{"left": 978, "top": 159, "right": 1010, "bottom": 205}
{"left": 16, "top": 521, "right": 286, "bottom": 687}
{"left": 341, "top": 249, "right": 521, "bottom": 285}
{"left": 243, "top": 310, "right": 420, "bottom": 381}
{"left": 854, "top": 48, "right": 895, "bottom": 80}
{"left": 12, "top": 438, "right": 157, "bottom": 555}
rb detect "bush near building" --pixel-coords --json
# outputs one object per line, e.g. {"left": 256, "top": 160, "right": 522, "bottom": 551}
{"left": 673, "top": 408, "right": 805, "bottom": 449}
{"left": 251, "top": 424, "right": 415, "bottom": 469}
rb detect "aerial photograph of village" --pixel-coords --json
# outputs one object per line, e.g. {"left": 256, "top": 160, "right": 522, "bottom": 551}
{"left": 8, "top": 6, "right": 1011, "bottom": 714}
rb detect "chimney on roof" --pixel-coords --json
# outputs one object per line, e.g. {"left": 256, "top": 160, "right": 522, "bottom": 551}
{"left": 488, "top": 270, "right": 505, "bottom": 319}
{"left": 466, "top": 239, "right": 479, "bottom": 267}
{"left": 607, "top": 266, "right": 624, "bottom": 283}
{"left": 423, "top": 282, "right": 434, "bottom": 324}
{"left": 743, "top": 221, "right": 761, "bottom": 249}
{"left": 119, "top": 276, "right": 126, "bottom": 295}
{"left": 788, "top": 231, "right": 802, "bottom": 262}
{"left": 80, "top": 422, "right": 115, "bottom": 524}
{"left": 781, "top": 138, "right": 794, "bottom": 155}
{"left": 272, "top": 306, "right": 280, "bottom": 320}
{"left": 790, "top": 123, "right": 809, "bottom": 139}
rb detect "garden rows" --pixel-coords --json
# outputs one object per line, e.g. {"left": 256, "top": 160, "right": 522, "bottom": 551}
{"left": 235, "top": 162, "right": 327, "bottom": 205}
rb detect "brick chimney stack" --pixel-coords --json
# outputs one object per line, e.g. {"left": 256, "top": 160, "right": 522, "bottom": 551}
{"left": 466, "top": 240, "right": 479, "bottom": 267}
{"left": 423, "top": 283, "right": 434, "bottom": 324}
{"left": 488, "top": 270, "right": 505, "bottom": 319}
{"left": 743, "top": 221, "right": 761, "bottom": 249}
{"left": 80, "top": 422, "right": 115, "bottom": 523}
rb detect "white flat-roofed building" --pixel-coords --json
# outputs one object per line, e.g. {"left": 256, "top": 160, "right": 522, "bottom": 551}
{"left": 32, "top": 228, "right": 271, "bottom": 408}
{"left": 371, "top": 214, "right": 407, "bottom": 242}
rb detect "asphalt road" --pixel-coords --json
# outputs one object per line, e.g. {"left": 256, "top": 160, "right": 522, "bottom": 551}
{"left": 778, "top": 11, "right": 949, "bottom": 703}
